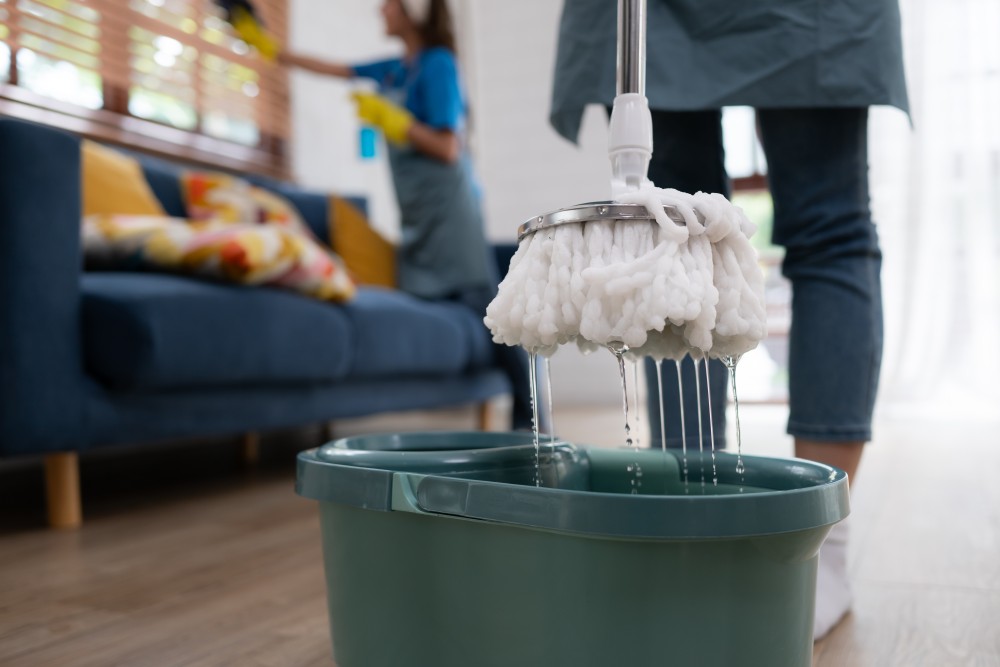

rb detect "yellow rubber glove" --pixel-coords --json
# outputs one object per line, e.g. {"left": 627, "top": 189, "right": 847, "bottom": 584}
{"left": 231, "top": 6, "right": 279, "bottom": 61}
{"left": 351, "top": 91, "right": 413, "bottom": 146}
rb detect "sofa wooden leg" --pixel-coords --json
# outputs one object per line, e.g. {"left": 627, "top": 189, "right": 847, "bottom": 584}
{"left": 476, "top": 401, "right": 493, "bottom": 431}
{"left": 241, "top": 432, "right": 260, "bottom": 466}
{"left": 44, "top": 452, "right": 82, "bottom": 529}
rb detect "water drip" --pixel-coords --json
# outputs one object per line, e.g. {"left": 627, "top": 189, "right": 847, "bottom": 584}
{"left": 656, "top": 359, "right": 668, "bottom": 493}
{"left": 607, "top": 341, "right": 632, "bottom": 449}
{"left": 704, "top": 358, "right": 718, "bottom": 486}
{"left": 692, "top": 355, "right": 706, "bottom": 492}
{"left": 529, "top": 351, "right": 540, "bottom": 487}
{"left": 631, "top": 358, "right": 641, "bottom": 449}
{"left": 676, "top": 359, "right": 689, "bottom": 491}
{"left": 723, "top": 354, "right": 745, "bottom": 491}
{"left": 544, "top": 356, "right": 556, "bottom": 443}
{"left": 608, "top": 342, "right": 641, "bottom": 494}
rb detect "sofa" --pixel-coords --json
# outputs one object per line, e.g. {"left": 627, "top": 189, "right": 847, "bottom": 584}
{"left": 0, "top": 118, "right": 514, "bottom": 528}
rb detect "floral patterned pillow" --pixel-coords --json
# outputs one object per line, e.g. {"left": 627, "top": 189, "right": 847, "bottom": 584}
{"left": 181, "top": 171, "right": 313, "bottom": 237}
{"left": 82, "top": 214, "right": 356, "bottom": 303}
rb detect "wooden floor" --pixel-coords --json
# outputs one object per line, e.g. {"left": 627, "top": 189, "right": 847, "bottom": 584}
{"left": 1, "top": 404, "right": 998, "bottom": 667}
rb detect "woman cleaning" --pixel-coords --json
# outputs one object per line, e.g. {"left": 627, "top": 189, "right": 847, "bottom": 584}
{"left": 279, "top": 0, "right": 534, "bottom": 431}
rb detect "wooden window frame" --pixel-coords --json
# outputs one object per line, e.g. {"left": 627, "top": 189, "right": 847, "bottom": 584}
{"left": 0, "top": 0, "right": 289, "bottom": 180}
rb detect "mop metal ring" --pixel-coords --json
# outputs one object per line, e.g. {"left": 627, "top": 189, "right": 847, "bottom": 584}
{"left": 516, "top": 200, "right": 704, "bottom": 241}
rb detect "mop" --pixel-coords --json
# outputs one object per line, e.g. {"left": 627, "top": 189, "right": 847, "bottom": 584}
{"left": 484, "top": 0, "right": 766, "bottom": 364}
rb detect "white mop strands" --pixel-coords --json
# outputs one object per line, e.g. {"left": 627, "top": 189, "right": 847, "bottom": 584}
{"left": 484, "top": 187, "right": 767, "bottom": 362}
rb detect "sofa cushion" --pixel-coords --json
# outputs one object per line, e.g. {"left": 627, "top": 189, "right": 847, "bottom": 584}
{"left": 122, "top": 151, "right": 371, "bottom": 243}
{"left": 81, "top": 273, "right": 355, "bottom": 390}
{"left": 329, "top": 196, "right": 397, "bottom": 288}
{"left": 134, "top": 153, "right": 188, "bottom": 217}
{"left": 82, "top": 141, "right": 167, "bottom": 217}
{"left": 82, "top": 215, "right": 356, "bottom": 303}
{"left": 436, "top": 300, "right": 496, "bottom": 371}
{"left": 342, "top": 288, "right": 494, "bottom": 379}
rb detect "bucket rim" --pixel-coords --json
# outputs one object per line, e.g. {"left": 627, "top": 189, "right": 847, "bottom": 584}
{"left": 297, "top": 433, "right": 850, "bottom": 540}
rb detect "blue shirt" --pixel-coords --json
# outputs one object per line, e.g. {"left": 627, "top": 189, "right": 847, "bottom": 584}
{"left": 353, "top": 47, "right": 466, "bottom": 133}
{"left": 352, "top": 48, "right": 495, "bottom": 300}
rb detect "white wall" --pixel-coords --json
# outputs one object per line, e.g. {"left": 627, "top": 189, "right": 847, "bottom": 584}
{"left": 289, "top": 1, "right": 623, "bottom": 404}
{"left": 287, "top": 0, "right": 401, "bottom": 239}
{"left": 458, "top": 2, "right": 611, "bottom": 241}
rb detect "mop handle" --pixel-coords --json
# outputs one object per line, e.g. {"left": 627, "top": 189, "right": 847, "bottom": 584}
{"left": 617, "top": 0, "right": 647, "bottom": 96}
{"left": 518, "top": 0, "right": 658, "bottom": 237}
{"left": 607, "top": 0, "right": 652, "bottom": 197}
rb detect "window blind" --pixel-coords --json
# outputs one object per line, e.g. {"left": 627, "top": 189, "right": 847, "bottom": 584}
{"left": 0, "top": 0, "right": 289, "bottom": 177}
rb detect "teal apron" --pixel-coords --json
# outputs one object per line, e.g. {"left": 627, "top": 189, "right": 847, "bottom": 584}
{"left": 387, "top": 145, "right": 496, "bottom": 300}
{"left": 382, "top": 88, "right": 495, "bottom": 300}
{"left": 551, "top": 0, "right": 909, "bottom": 142}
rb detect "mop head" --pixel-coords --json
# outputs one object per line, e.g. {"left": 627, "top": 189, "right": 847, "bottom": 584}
{"left": 484, "top": 186, "right": 766, "bottom": 360}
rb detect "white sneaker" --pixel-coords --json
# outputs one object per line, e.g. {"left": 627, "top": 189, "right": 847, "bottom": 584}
{"left": 814, "top": 518, "right": 852, "bottom": 640}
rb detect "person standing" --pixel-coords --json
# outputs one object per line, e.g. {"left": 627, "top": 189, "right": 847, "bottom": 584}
{"left": 280, "top": 0, "right": 535, "bottom": 430}
{"left": 550, "top": 0, "right": 908, "bottom": 639}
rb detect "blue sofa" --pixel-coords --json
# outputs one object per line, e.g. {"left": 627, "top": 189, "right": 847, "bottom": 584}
{"left": 0, "top": 118, "right": 513, "bottom": 527}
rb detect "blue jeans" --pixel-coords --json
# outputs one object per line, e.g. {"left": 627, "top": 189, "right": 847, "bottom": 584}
{"left": 645, "top": 107, "right": 883, "bottom": 447}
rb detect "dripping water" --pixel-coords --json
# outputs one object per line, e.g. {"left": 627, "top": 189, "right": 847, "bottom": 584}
{"left": 656, "top": 359, "right": 668, "bottom": 494}
{"left": 529, "top": 351, "right": 540, "bottom": 487}
{"left": 675, "top": 359, "right": 689, "bottom": 491}
{"left": 704, "top": 358, "right": 718, "bottom": 486}
{"left": 631, "top": 358, "right": 641, "bottom": 449}
{"left": 544, "top": 356, "right": 556, "bottom": 443}
{"left": 723, "top": 354, "right": 745, "bottom": 491}
{"left": 692, "top": 355, "right": 706, "bottom": 492}
{"left": 608, "top": 342, "right": 633, "bottom": 448}
{"left": 608, "top": 342, "right": 641, "bottom": 494}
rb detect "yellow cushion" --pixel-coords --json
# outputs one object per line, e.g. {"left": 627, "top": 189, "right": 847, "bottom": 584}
{"left": 82, "top": 214, "right": 356, "bottom": 303}
{"left": 329, "top": 196, "right": 397, "bottom": 288}
{"left": 81, "top": 140, "right": 166, "bottom": 217}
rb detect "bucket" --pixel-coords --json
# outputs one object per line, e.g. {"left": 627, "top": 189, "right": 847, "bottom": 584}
{"left": 296, "top": 431, "right": 849, "bottom": 667}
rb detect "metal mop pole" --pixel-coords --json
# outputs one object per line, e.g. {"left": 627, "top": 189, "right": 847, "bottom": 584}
{"left": 617, "top": 0, "right": 647, "bottom": 97}
{"left": 609, "top": 0, "right": 652, "bottom": 196}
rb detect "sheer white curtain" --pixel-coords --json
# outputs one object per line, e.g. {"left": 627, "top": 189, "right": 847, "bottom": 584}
{"left": 870, "top": 0, "right": 1000, "bottom": 416}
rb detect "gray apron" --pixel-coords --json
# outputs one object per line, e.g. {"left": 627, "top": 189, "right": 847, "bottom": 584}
{"left": 551, "top": 0, "right": 909, "bottom": 142}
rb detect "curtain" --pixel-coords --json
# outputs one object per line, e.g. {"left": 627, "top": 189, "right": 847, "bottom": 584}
{"left": 870, "top": 0, "right": 1000, "bottom": 416}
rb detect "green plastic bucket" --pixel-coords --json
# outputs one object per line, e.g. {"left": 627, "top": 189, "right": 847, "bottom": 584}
{"left": 296, "top": 431, "right": 849, "bottom": 667}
